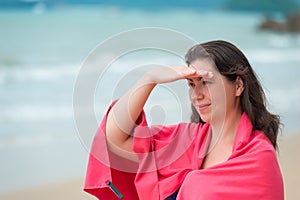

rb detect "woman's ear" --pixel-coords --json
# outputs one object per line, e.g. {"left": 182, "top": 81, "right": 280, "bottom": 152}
{"left": 235, "top": 76, "right": 244, "bottom": 96}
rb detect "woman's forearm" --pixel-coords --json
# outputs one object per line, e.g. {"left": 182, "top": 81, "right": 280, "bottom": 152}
{"left": 105, "top": 73, "right": 156, "bottom": 155}
{"left": 105, "top": 66, "right": 202, "bottom": 160}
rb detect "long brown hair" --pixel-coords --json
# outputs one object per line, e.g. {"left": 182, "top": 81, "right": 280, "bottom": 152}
{"left": 185, "top": 40, "right": 281, "bottom": 149}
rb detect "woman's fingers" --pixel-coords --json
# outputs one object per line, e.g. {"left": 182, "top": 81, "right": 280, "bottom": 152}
{"left": 189, "top": 64, "right": 214, "bottom": 79}
{"left": 180, "top": 67, "right": 197, "bottom": 77}
{"left": 186, "top": 69, "right": 214, "bottom": 79}
{"left": 197, "top": 70, "right": 214, "bottom": 79}
{"left": 145, "top": 66, "right": 214, "bottom": 84}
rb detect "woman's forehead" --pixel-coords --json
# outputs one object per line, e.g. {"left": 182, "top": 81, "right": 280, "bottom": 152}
{"left": 189, "top": 59, "right": 217, "bottom": 72}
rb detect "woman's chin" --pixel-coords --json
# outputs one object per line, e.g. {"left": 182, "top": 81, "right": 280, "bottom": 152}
{"left": 199, "top": 113, "right": 211, "bottom": 123}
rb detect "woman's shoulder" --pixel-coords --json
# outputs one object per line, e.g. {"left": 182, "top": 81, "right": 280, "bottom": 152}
{"left": 234, "top": 113, "right": 275, "bottom": 153}
{"left": 252, "top": 130, "right": 275, "bottom": 151}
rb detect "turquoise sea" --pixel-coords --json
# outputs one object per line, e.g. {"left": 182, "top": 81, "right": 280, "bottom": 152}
{"left": 1, "top": 6, "right": 300, "bottom": 192}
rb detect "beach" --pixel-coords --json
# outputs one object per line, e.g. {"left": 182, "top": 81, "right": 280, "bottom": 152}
{"left": 1, "top": 7, "right": 300, "bottom": 200}
{"left": 0, "top": 133, "right": 299, "bottom": 200}
{"left": 278, "top": 133, "right": 300, "bottom": 200}
{"left": 0, "top": 177, "right": 96, "bottom": 200}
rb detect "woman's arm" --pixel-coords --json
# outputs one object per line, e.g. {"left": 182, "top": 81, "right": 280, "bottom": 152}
{"left": 105, "top": 75, "right": 156, "bottom": 162}
{"left": 105, "top": 66, "right": 207, "bottom": 161}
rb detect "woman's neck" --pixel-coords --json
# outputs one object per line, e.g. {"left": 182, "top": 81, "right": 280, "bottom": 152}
{"left": 210, "top": 109, "right": 243, "bottom": 146}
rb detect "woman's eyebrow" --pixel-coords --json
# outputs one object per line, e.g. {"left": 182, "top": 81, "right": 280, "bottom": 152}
{"left": 186, "top": 77, "right": 203, "bottom": 82}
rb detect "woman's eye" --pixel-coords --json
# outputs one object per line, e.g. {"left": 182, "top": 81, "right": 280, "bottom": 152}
{"left": 188, "top": 82, "right": 195, "bottom": 87}
{"left": 203, "top": 81, "right": 211, "bottom": 85}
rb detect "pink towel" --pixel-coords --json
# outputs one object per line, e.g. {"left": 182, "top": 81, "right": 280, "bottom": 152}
{"left": 84, "top": 101, "right": 284, "bottom": 200}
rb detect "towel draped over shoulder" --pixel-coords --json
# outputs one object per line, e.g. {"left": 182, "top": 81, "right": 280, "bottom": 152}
{"left": 84, "top": 101, "right": 284, "bottom": 200}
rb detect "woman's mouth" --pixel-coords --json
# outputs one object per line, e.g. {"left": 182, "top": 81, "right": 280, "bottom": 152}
{"left": 197, "top": 104, "right": 211, "bottom": 112}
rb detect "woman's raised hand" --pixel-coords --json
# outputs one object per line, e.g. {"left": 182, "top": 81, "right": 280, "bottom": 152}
{"left": 144, "top": 66, "right": 213, "bottom": 84}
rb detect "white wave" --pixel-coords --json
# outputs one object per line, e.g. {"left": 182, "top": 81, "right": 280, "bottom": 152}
{"left": 33, "top": 2, "right": 46, "bottom": 15}
{"left": 0, "top": 104, "right": 73, "bottom": 122}
{"left": 266, "top": 86, "right": 300, "bottom": 113}
{"left": 0, "top": 132, "right": 78, "bottom": 153}
{"left": 0, "top": 63, "right": 79, "bottom": 84}
{"left": 0, "top": 133, "right": 54, "bottom": 149}
{"left": 247, "top": 48, "right": 300, "bottom": 64}
{"left": 268, "top": 35, "right": 292, "bottom": 48}
{"left": 105, "top": 50, "right": 184, "bottom": 74}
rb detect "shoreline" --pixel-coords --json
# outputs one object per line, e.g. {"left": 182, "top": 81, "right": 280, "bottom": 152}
{"left": 0, "top": 177, "right": 96, "bottom": 200}
{"left": 0, "top": 133, "right": 299, "bottom": 200}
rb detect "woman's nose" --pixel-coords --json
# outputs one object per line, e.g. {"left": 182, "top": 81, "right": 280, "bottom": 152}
{"left": 190, "top": 85, "right": 205, "bottom": 100}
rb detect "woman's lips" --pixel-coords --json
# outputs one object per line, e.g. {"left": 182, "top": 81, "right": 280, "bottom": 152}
{"left": 197, "top": 104, "right": 211, "bottom": 112}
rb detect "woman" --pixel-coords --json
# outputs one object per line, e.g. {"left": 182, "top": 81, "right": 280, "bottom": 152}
{"left": 84, "top": 40, "right": 284, "bottom": 200}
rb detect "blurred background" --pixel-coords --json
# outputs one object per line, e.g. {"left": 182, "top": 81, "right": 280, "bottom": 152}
{"left": 0, "top": 0, "right": 300, "bottom": 199}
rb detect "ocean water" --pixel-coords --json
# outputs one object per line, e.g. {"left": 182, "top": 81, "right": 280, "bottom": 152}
{"left": 1, "top": 6, "right": 300, "bottom": 192}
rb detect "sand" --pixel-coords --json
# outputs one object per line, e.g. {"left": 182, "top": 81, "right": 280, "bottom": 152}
{"left": 0, "top": 133, "right": 299, "bottom": 200}
{"left": 278, "top": 133, "right": 300, "bottom": 200}
{"left": 0, "top": 177, "right": 96, "bottom": 200}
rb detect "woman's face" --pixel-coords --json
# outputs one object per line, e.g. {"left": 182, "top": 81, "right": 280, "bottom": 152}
{"left": 187, "top": 59, "right": 240, "bottom": 124}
